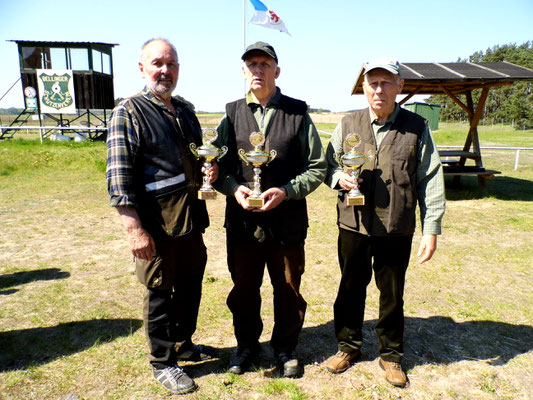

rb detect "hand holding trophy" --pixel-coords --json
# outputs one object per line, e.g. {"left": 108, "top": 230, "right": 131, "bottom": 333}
{"left": 238, "top": 131, "right": 277, "bottom": 207}
{"left": 335, "top": 133, "right": 366, "bottom": 206}
{"left": 189, "top": 128, "right": 228, "bottom": 200}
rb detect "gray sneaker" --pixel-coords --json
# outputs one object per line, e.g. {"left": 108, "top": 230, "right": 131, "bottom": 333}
{"left": 152, "top": 365, "right": 197, "bottom": 394}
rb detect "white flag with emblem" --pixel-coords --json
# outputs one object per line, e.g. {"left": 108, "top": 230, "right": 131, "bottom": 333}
{"left": 249, "top": 0, "right": 291, "bottom": 36}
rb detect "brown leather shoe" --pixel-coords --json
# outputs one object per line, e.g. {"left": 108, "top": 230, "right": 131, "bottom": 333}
{"left": 325, "top": 350, "right": 361, "bottom": 374}
{"left": 379, "top": 358, "right": 408, "bottom": 388}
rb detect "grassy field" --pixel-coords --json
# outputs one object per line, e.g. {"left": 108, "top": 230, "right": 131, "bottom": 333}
{"left": 0, "top": 122, "right": 532, "bottom": 399}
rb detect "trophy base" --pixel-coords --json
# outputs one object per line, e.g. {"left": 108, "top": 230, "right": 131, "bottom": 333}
{"left": 247, "top": 197, "right": 264, "bottom": 207}
{"left": 347, "top": 195, "right": 365, "bottom": 206}
{"left": 198, "top": 190, "right": 217, "bottom": 200}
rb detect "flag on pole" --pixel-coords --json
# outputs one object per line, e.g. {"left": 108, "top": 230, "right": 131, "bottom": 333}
{"left": 248, "top": 0, "right": 291, "bottom": 36}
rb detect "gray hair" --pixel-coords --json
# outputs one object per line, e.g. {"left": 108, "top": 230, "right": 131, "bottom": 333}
{"left": 140, "top": 38, "right": 178, "bottom": 62}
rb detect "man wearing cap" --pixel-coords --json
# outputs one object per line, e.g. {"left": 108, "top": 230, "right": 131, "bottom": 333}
{"left": 213, "top": 41, "right": 326, "bottom": 377}
{"left": 324, "top": 58, "right": 445, "bottom": 387}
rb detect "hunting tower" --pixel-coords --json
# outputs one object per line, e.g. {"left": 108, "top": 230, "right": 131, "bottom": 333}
{"left": 2, "top": 40, "right": 117, "bottom": 140}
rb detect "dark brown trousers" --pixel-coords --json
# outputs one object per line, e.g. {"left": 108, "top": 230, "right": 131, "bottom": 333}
{"left": 226, "top": 237, "right": 307, "bottom": 354}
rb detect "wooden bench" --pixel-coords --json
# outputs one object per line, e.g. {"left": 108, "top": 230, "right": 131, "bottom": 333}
{"left": 439, "top": 150, "right": 481, "bottom": 160}
{"left": 442, "top": 165, "right": 501, "bottom": 191}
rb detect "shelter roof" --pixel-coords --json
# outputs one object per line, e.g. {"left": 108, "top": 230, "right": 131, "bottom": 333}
{"left": 351, "top": 61, "right": 533, "bottom": 95}
{"left": 8, "top": 40, "right": 118, "bottom": 47}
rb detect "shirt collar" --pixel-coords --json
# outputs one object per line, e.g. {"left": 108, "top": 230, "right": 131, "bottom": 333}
{"left": 369, "top": 103, "right": 400, "bottom": 126}
{"left": 142, "top": 86, "right": 179, "bottom": 111}
{"left": 246, "top": 87, "right": 281, "bottom": 108}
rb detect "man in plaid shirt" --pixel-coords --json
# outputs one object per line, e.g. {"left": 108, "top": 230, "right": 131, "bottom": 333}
{"left": 106, "top": 38, "right": 217, "bottom": 395}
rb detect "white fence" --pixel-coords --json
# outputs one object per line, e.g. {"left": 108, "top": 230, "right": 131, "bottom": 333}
{"left": 437, "top": 145, "right": 533, "bottom": 171}
{"left": 0, "top": 125, "right": 107, "bottom": 143}
{"left": 4, "top": 127, "right": 533, "bottom": 171}
{"left": 317, "top": 131, "right": 532, "bottom": 171}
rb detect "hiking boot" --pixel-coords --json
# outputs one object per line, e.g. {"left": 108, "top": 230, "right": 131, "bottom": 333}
{"left": 276, "top": 351, "right": 302, "bottom": 378}
{"left": 176, "top": 343, "right": 217, "bottom": 362}
{"left": 325, "top": 350, "right": 361, "bottom": 374}
{"left": 152, "top": 364, "right": 197, "bottom": 394}
{"left": 379, "top": 358, "right": 408, "bottom": 388}
{"left": 228, "top": 345, "right": 259, "bottom": 375}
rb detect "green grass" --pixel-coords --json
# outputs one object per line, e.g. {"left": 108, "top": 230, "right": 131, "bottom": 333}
{"left": 259, "top": 379, "right": 308, "bottom": 399}
{"left": 0, "top": 121, "right": 532, "bottom": 399}
{"left": 314, "top": 122, "right": 338, "bottom": 132}
{"left": 433, "top": 122, "right": 533, "bottom": 147}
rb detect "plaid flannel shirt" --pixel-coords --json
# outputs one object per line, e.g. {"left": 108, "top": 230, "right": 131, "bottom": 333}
{"left": 106, "top": 87, "right": 171, "bottom": 207}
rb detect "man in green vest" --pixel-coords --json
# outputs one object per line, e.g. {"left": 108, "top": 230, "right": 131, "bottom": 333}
{"left": 324, "top": 58, "right": 446, "bottom": 388}
{"left": 214, "top": 41, "right": 326, "bottom": 378}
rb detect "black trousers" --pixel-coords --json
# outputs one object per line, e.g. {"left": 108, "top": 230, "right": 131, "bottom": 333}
{"left": 137, "top": 230, "right": 207, "bottom": 367}
{"left": 226, "top": 237, "right": 307, "bottom": 354}
{"left": 334, "top": 228, "right": 413, "bottom": 363}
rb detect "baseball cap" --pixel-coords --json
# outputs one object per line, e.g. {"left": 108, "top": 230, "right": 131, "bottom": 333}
{"left": 364, "top": 58, "right": 400, "bottom": 75}
{"left": 241, "top": 41, "right": 278, "bottom": 63}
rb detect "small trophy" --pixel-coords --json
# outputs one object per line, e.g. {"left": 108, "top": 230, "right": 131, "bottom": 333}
{"left": 335, "top": 133, "right": 366, "bottom": 206}
{"left": 238, "top": 132, "right": 277, "bottom": 207}
{"left": 189, "top": 128, "right": 228, "bottom": 200}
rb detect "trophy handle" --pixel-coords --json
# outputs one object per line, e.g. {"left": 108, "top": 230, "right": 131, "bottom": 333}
{"left": 238, "top": 149, "right": 249, "bottom": 165}
{"left": 217, "top": 145, "right": 228, "bottom": 161}
{"left": 266, "top": 149, "right": 277, "bottom": 166}
{"left": 189, "top": 143, "right": 199, "bottom": 158}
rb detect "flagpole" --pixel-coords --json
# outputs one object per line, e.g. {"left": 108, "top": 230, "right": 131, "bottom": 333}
{"left": 243, "top": 0, "right": 246, "bottom": 53}
{"left": 243, "top": 0, "right": 247, "bottom": 95}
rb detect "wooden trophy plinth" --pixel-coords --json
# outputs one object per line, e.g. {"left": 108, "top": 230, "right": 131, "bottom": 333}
{"left": 198, "top": 190, "right": 217, "bottom": 200}
{"left": 347, "top": 195, "right": 365, "bottom": 206}
{"left": 247, "top": 197, "right": 264, "bottom": 207}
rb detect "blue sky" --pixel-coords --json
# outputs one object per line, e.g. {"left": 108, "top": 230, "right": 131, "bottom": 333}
{"left": 1, "top": 0, "right": 532, "bottom": 112}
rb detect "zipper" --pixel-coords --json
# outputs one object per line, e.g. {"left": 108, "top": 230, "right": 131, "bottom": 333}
{"left": 366, "top": 144, "right": 379, "bottom": 237}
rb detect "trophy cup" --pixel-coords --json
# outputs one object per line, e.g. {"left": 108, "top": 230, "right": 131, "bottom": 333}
{"left": 238, "top": 132, "right": 277, "bottom": 207}
{"left": 189, "top": 128, "right": 228, "bottom": 200}
{"left": 335, "top": 133, "right": 366, "bottom": 206}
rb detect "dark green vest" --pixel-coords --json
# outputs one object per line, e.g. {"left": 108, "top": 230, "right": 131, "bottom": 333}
{"left": 337, "top": 108, "right": 426, "bottom": 236}
{"left": 223, "top": 95, "right": 309, "bottom": 244}
{"left": 124, "top": 93, "right": 208, "bottom": 239}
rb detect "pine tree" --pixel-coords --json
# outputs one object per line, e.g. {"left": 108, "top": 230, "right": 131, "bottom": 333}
{"left": 427, "top": 41, "right": 533, "bottom": 129}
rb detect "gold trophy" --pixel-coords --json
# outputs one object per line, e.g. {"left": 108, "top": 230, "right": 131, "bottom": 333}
{"left": 335, "top": 133, "right": 366, "bottom": 206}
{"left": 189, "top": 128, "right": 228, "bottom": 200}
{"left": 238, "top": 131, "right": 277, "bottom": 207}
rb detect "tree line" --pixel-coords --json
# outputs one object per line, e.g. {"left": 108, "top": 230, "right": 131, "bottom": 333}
{"left": 3, "top": 42, "right": 532, "bottom": 127}
{"left": 426, "top": 41, "right": 533, "bottom": 130}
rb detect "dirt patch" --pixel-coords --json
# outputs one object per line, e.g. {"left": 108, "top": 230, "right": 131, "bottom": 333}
{"left": 0, "top": 144, "right": 532, "bottom": 399}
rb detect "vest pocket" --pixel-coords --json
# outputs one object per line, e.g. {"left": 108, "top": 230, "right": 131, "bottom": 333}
{"left": 138, "top": 184, "right": 205, "bottom": 239}
{"left": 337, "top": 191, "right": 360, "bottom": 232}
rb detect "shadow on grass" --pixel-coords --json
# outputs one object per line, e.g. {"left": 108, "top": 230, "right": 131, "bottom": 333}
{"left": 6, "top": 315, "right": 526, "bottom": 376}
{"left": 0, "top": 318, "right": 142, "bottom": 372}
{"left": 445, "top": 175, "right": 533, "bottom": 201}
{"left": 404, "top": 316, "right": 533, "bottom": 369}
{"left": 171, "top": 313, "right": 533, "bottom": 379}
{"left": 0, "top": 268, "right": 70, "bottom": 295}
{"left": 298, "top": 316, "right": 532, "bottom": 370}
